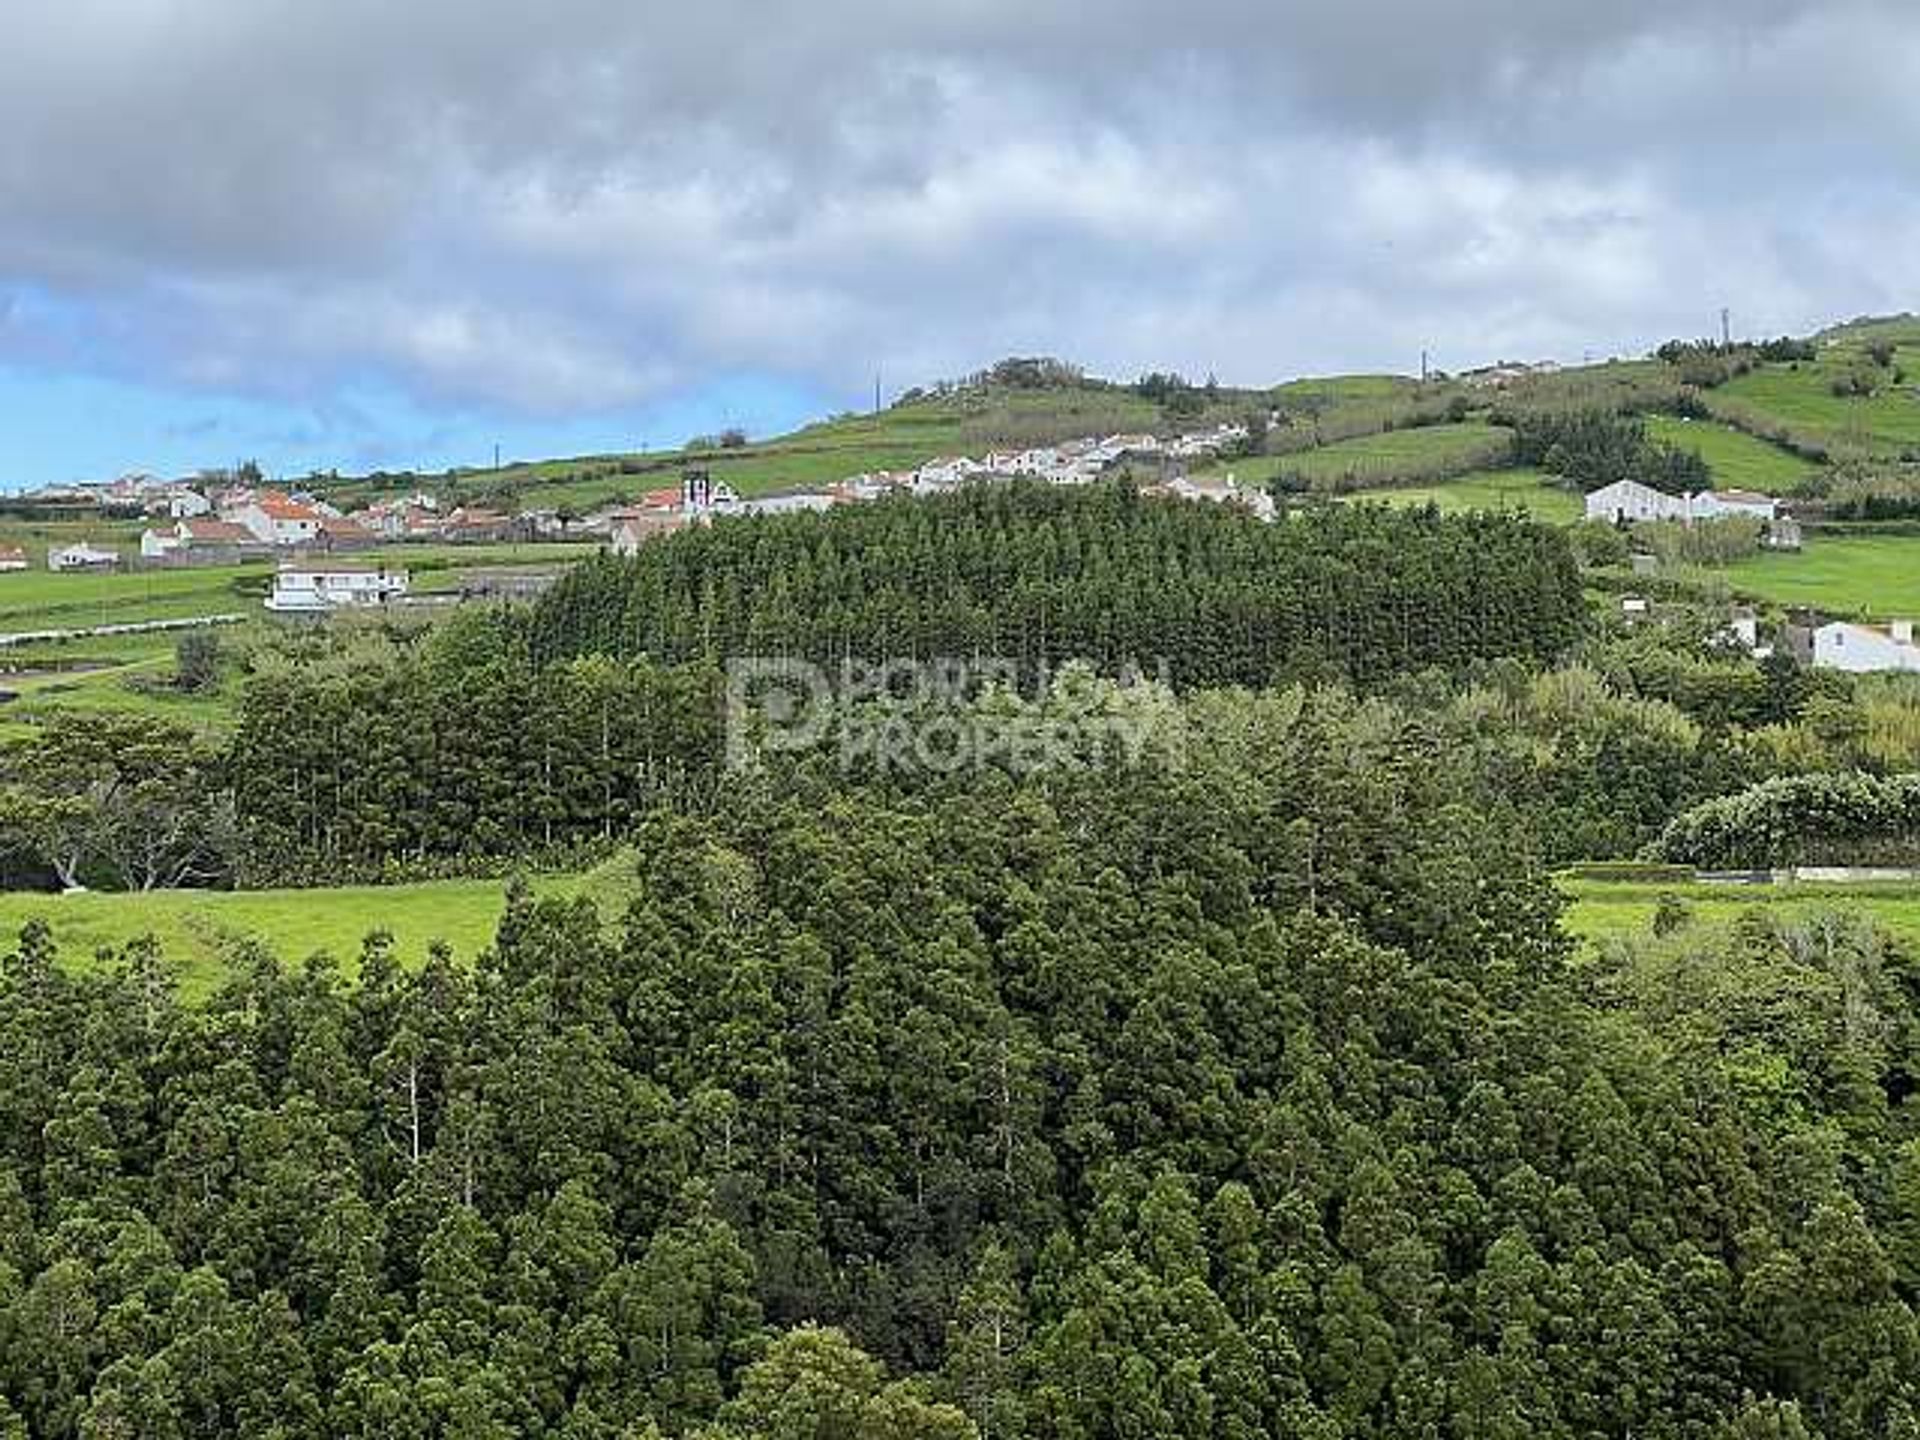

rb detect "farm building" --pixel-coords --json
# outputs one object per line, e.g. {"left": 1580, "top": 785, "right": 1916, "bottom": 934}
{"left": 1585, "top": 480, "right": 1781, "bottom": 526}
{"left": 0, "top": 545, "right": 27, "bottom": 573}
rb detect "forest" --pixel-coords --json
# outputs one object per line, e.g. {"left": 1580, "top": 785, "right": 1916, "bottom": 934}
{"left": 5, "top": 679, "right": 1920, "bottom": 1438}
{"left": 524, "top": 485, "right": 1585, "bottom": 688}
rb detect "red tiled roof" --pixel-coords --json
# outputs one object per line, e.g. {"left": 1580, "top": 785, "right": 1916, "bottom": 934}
{"left": 183, "top": 519, "right": 254, "bottom": 543}
{"left": 255, "top": 491, "right": 321, "bottom": 521}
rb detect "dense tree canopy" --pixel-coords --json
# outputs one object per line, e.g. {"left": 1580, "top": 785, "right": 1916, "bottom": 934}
{"left": 2, "top": 716, "right": 1918, "bottom": 1436}
{"left": 527, "top": 484, "right": 1586, "bottom": 689}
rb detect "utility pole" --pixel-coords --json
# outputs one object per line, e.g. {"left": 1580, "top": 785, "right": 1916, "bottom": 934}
{"left": 1420, "top": 349, "right": 1429, "bottom": 383}
{"left": 1721, "top": 307, "right": 1731, "bottom": 348}
{"left": 874, "top": 370, "right": 882, "bottom": 415}
{"left": 493, "top": 442, "right": 501, "bottom": 471}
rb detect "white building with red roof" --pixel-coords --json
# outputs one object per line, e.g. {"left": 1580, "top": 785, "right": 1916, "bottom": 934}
{"left": 226, "top": 490, "right": 327, "bottom": 547}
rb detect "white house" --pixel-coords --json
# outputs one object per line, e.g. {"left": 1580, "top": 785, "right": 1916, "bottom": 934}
{"left": 265, "top": 564, "right": 409, "bottom": 613}
{"left": 0, "top": 545, "right": 28, "bottom": 573}
{"left": 1164, "top": 475, "right": 1277, "bottom": 522}
{"left": 1585, "top": 479, "right": 1690, "bottom": 524}
{"left": 912, "top": 456, "right": 986, "bottom": 491}
{"left": 1690, "top": 488, "right": 1779, "bottom": 522}
{"left": 49, "top": 542, "right": 121, "bottom": 572}
{"left": 227, "top": 491, "right": 327, "bottom": 547}
{"left": 162, "top": 487, "right": 212, "bottom": 519}
{"left": 1812, "top": 620, "right": 1920, "bottom": 673}
{"left": 1719, "top": 609, "right": 1775, "bottom": 660}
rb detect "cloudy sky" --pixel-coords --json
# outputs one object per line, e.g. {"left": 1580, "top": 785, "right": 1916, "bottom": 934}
{"left": 1, "top": 1, "right": 1914, "bottom": 485}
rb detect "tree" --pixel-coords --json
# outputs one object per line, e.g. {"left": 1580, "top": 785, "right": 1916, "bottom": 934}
{"left": 173, "top": 631, "right": 222, "bottom": 695}
{"left": 0, "top": 713, "right": 231, "bottom": 890}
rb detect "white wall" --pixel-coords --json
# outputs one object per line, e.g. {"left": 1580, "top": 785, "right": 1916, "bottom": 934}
{"left": 1814, "top": 623, "right": 1920, "bottom": 673}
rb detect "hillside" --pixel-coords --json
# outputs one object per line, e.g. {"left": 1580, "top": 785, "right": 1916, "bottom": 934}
{"left": 313, "top": 372, "right": 1259, "bottom": 513}
{"left": 296, "top": 320, "right": 1916, "bottom": 525}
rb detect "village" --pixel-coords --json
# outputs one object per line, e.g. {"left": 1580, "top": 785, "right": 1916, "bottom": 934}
{"left": 0, "top": 421, "right": 1266, "bottom": 614}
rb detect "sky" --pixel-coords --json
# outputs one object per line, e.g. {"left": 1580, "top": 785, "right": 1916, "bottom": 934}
{"left": 0, "top": 0, "right": 1914, "bottom": 488}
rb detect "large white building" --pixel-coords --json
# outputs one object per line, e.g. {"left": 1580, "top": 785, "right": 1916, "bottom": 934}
{"left": 265, "top": 564, "right": 409, "bottom": 613}
{"left": 1585, "top": 480, "right": 1689, "bottom": 524}
{"left": 1812, "top": 620, "right": 1920, "bottom": 673}
{"left": 1585, "top": 479, "right": 1780, "bottom": 526}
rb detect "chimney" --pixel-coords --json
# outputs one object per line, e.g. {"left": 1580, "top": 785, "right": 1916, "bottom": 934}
{"left": 1894, "top": 620, "right": 1914, "bottom": 646}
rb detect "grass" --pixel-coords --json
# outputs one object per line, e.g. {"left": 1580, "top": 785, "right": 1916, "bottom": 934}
{"left": 1701, "top": 533, "right": 1920, "bottom": 618}
{"left": 1560, "top": 875, "right": 1920, "bottom": 951}
{"left": 0, "top": 543, "right": 590, "bottom": 636}
{"left": 1, "top": 625, "right": 267, "bottom": 736}
{"left": 0, "top": 852, "right": 641, "bottom": 1001}
{"left": 1336, "top": 467, "right": 1582, "bottom": 523}
{"left": 1208, "top": 423, "right": 1513, "bottom": 491}
{"left": 0, "top": 543, "right": 594, "bottom": 737}
{"left": 1712, "top": 348, "right": 1920, "bottom": 458}
{"left": 1270, "top": 374, "right": 1426, "bottom": 403}
{"left": 1645, "top": 415, "right": 1814, "bottom": 492}
{"left": 0, "top": 514, "right": 148, "bottom": 562}
{"left": 0, "top": 565, "right": 262, "bottom": 630}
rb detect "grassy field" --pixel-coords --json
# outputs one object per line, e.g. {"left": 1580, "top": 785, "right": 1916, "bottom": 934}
{"left": 0, "top": 542, "right": 590, "bottom": 635}
{"left": 1702, "top": 533, "right": 1920, "bottom": 617}
{"left": 1213, "top": 422, "right": 1514, "bottom": 490}
{"left": 1645, "top": 415, "right": 1815, "bottom": 492}
{"left": 1338, "top": 467, "right": 1582, "bottom": 523}
{"left": 1, "top": 629, "right": 251, "bottom": 735}
{"left": 0, "top": 564, "right": 261, "bottom": 629}
{"left": 0, "top": 853, "right": 641, "bottom": 1000}
{"left": 1711, "top": 347, "right": 1920, "bottom": 458}
{"left": 0, "top": 543, "right": 594, "bottom": 738}
{"left": 0, "top": 514, "right": 147, "bottom": 562}
{"left": 1560, "top": 876, "right": 1920, "bottom": 950}
{"left": 1269, "top": 374, "right": 1428, "bottom": 404}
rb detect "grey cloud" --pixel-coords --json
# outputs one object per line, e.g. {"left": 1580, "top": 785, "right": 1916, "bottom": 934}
{"left": 0, "top": 1, "right": 1914, "bottom": 415}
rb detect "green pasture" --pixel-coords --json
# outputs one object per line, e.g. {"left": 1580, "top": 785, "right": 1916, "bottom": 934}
{"left": 0, "top": 852, "right": 641, "bottom": 1001}
{"left": 1644, "top": 416, "right": 1814, "bottom": 492}
{"left": 1560, "top": 875, "right": 1920, "bottom": 951}
{"left": 1703, "top": 533, "right": 1920, "bottom": 617}
{"left": 1713, "top": 350, "right": 1920, "bottom": 457}
{"left": 1218, "top": 423, "right": 1514, "bottom": 489}
{"left": 1338, "top": 467, "right": 1581, "bottom": 522}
